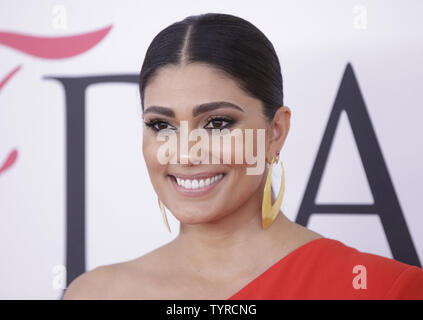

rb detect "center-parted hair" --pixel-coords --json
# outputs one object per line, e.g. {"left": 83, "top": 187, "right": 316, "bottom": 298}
{"left": 139, "top": 13, "right": 284, "bottom": 121}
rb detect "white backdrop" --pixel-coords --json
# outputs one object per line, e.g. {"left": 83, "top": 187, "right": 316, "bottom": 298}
{"left": 0, "top": 0, "right": 422, "bottom": 299}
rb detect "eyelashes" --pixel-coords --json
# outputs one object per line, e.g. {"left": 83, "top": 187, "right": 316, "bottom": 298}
{"left": 204, "top": 115, "right": 235, "bottom": 130}
{"left": 144, "top": 116, "right": 236, "bottom": 132}
{"left": 144, "top": 119, "right": 176, "bottom": 132}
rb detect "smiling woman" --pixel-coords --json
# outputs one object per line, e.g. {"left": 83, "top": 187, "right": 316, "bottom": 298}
{"left": 63, "top": 12, "right": 423, "bottom": 300}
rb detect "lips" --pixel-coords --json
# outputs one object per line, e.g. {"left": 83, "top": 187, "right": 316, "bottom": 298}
{"left": 175, "top": 173, "right": 223, "bottom": 189}
{"left": 168, "top": 172, "right": 226, "bottom": 197}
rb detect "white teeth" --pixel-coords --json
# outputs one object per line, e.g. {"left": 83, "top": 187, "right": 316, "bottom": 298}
{"left": 192, "top": 179, "right": 199, "bottom": 189}
{"left": 174, "top": 174, "right": 224, "bottom": 190}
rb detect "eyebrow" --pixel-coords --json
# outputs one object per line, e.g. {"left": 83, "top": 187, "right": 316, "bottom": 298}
{"left": 143, "top": 101, "right": 245, "bottom": 118}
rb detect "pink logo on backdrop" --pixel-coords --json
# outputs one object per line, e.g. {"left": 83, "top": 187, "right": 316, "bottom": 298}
{"left": 0, "top": 25, "right": 112, "bottom": 176}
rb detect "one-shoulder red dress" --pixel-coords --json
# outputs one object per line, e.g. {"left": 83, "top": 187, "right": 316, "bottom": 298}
{"left": 228, "top": 238, "right": 423, "bottom": 300}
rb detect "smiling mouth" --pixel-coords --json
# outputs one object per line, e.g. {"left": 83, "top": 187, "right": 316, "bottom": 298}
{"left": 168, "top": 173, "right": 226, "bottom": 196}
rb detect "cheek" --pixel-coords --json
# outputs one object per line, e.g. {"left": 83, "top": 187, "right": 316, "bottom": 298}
{"left": 142, "top": 135, "right": 153, "bottom": 164}
{"left": 143, "top": 134, "right": 165, "bottom": 173}
{"left": 208, "top": 131, "right": 248, "bottom": 165}
{"left": 228, "top": 163, "right": 264, "bottom": 199}
{"left": 209, "top": 127, "right": 267, "bottom": 175}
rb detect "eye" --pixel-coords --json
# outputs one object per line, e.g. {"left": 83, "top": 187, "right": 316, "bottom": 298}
{"left": 204, "top": 116, "right": 234, "bottom": 129}
{"left": 144, "top": 120, "right": 176, "bottom": 132}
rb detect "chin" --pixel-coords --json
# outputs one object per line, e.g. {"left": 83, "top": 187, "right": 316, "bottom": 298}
{"left": 170, "top": 205, "right": 224, "bottom": 225}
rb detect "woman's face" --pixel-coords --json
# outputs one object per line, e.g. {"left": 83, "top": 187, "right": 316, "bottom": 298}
{"left": 142, "top": 63, "right": 274, "bottom": 224}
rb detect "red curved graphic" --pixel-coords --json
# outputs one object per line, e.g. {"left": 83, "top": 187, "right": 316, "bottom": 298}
{"left": 0, "top": 65, "right": 21, "bottom": 92}
{"left": 0, "top": 149, "right": 18, "bottom": 175}
{"left": 0, "top": 25, "right": 112, "bottom": 59}
{"left": 0, "top": 67, "right": 21, "bottom": 175}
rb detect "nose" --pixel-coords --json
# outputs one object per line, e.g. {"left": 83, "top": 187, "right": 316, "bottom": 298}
{"left": 178, "top": 140, "right": 203, "bottom": 166}
{"left": 177, "top": 132, "right": 209, "bottom": 166}
{"left": 166, "top": 120, "right": 211, "bottom": 165}
{"left": 179, "top": 153, "right": 201, "bottom": 166}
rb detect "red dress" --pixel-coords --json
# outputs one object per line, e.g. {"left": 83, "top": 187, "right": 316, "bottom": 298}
{"left": 228, "top": 238, "right": 423, "bottom": 299}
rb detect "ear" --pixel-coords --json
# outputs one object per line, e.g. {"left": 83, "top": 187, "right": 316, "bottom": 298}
{"left": 267, "top": 106, "right": 291, "bottom": 162}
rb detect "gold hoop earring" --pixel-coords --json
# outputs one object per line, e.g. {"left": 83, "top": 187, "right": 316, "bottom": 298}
{"left": 262, "top": 156, "right": 285, "bottom": 229}
{"left": 158, "top": 198, "right": 171, "bottom": 233}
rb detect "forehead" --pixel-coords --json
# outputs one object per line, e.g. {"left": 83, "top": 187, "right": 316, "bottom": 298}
{"left": 144, "top": 63, "right": 259, "bottom": 111}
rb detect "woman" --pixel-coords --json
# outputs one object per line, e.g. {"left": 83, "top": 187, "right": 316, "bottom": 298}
{"left": 63, "top": 13, "right": 423, "bottom": 300}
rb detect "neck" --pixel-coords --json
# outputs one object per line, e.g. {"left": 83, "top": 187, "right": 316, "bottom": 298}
{"left": 172, "top": 173, "right": 296, "bottom": 278}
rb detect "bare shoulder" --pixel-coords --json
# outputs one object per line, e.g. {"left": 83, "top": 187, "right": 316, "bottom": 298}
{"left": 63, "top": 243, "right": 176, "bottom": 300}
{"left": 289, "top": 219, "right": 324, "bottom": 243}
{"left": 63, "top": 264, "right": 117, "bottom": 300}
